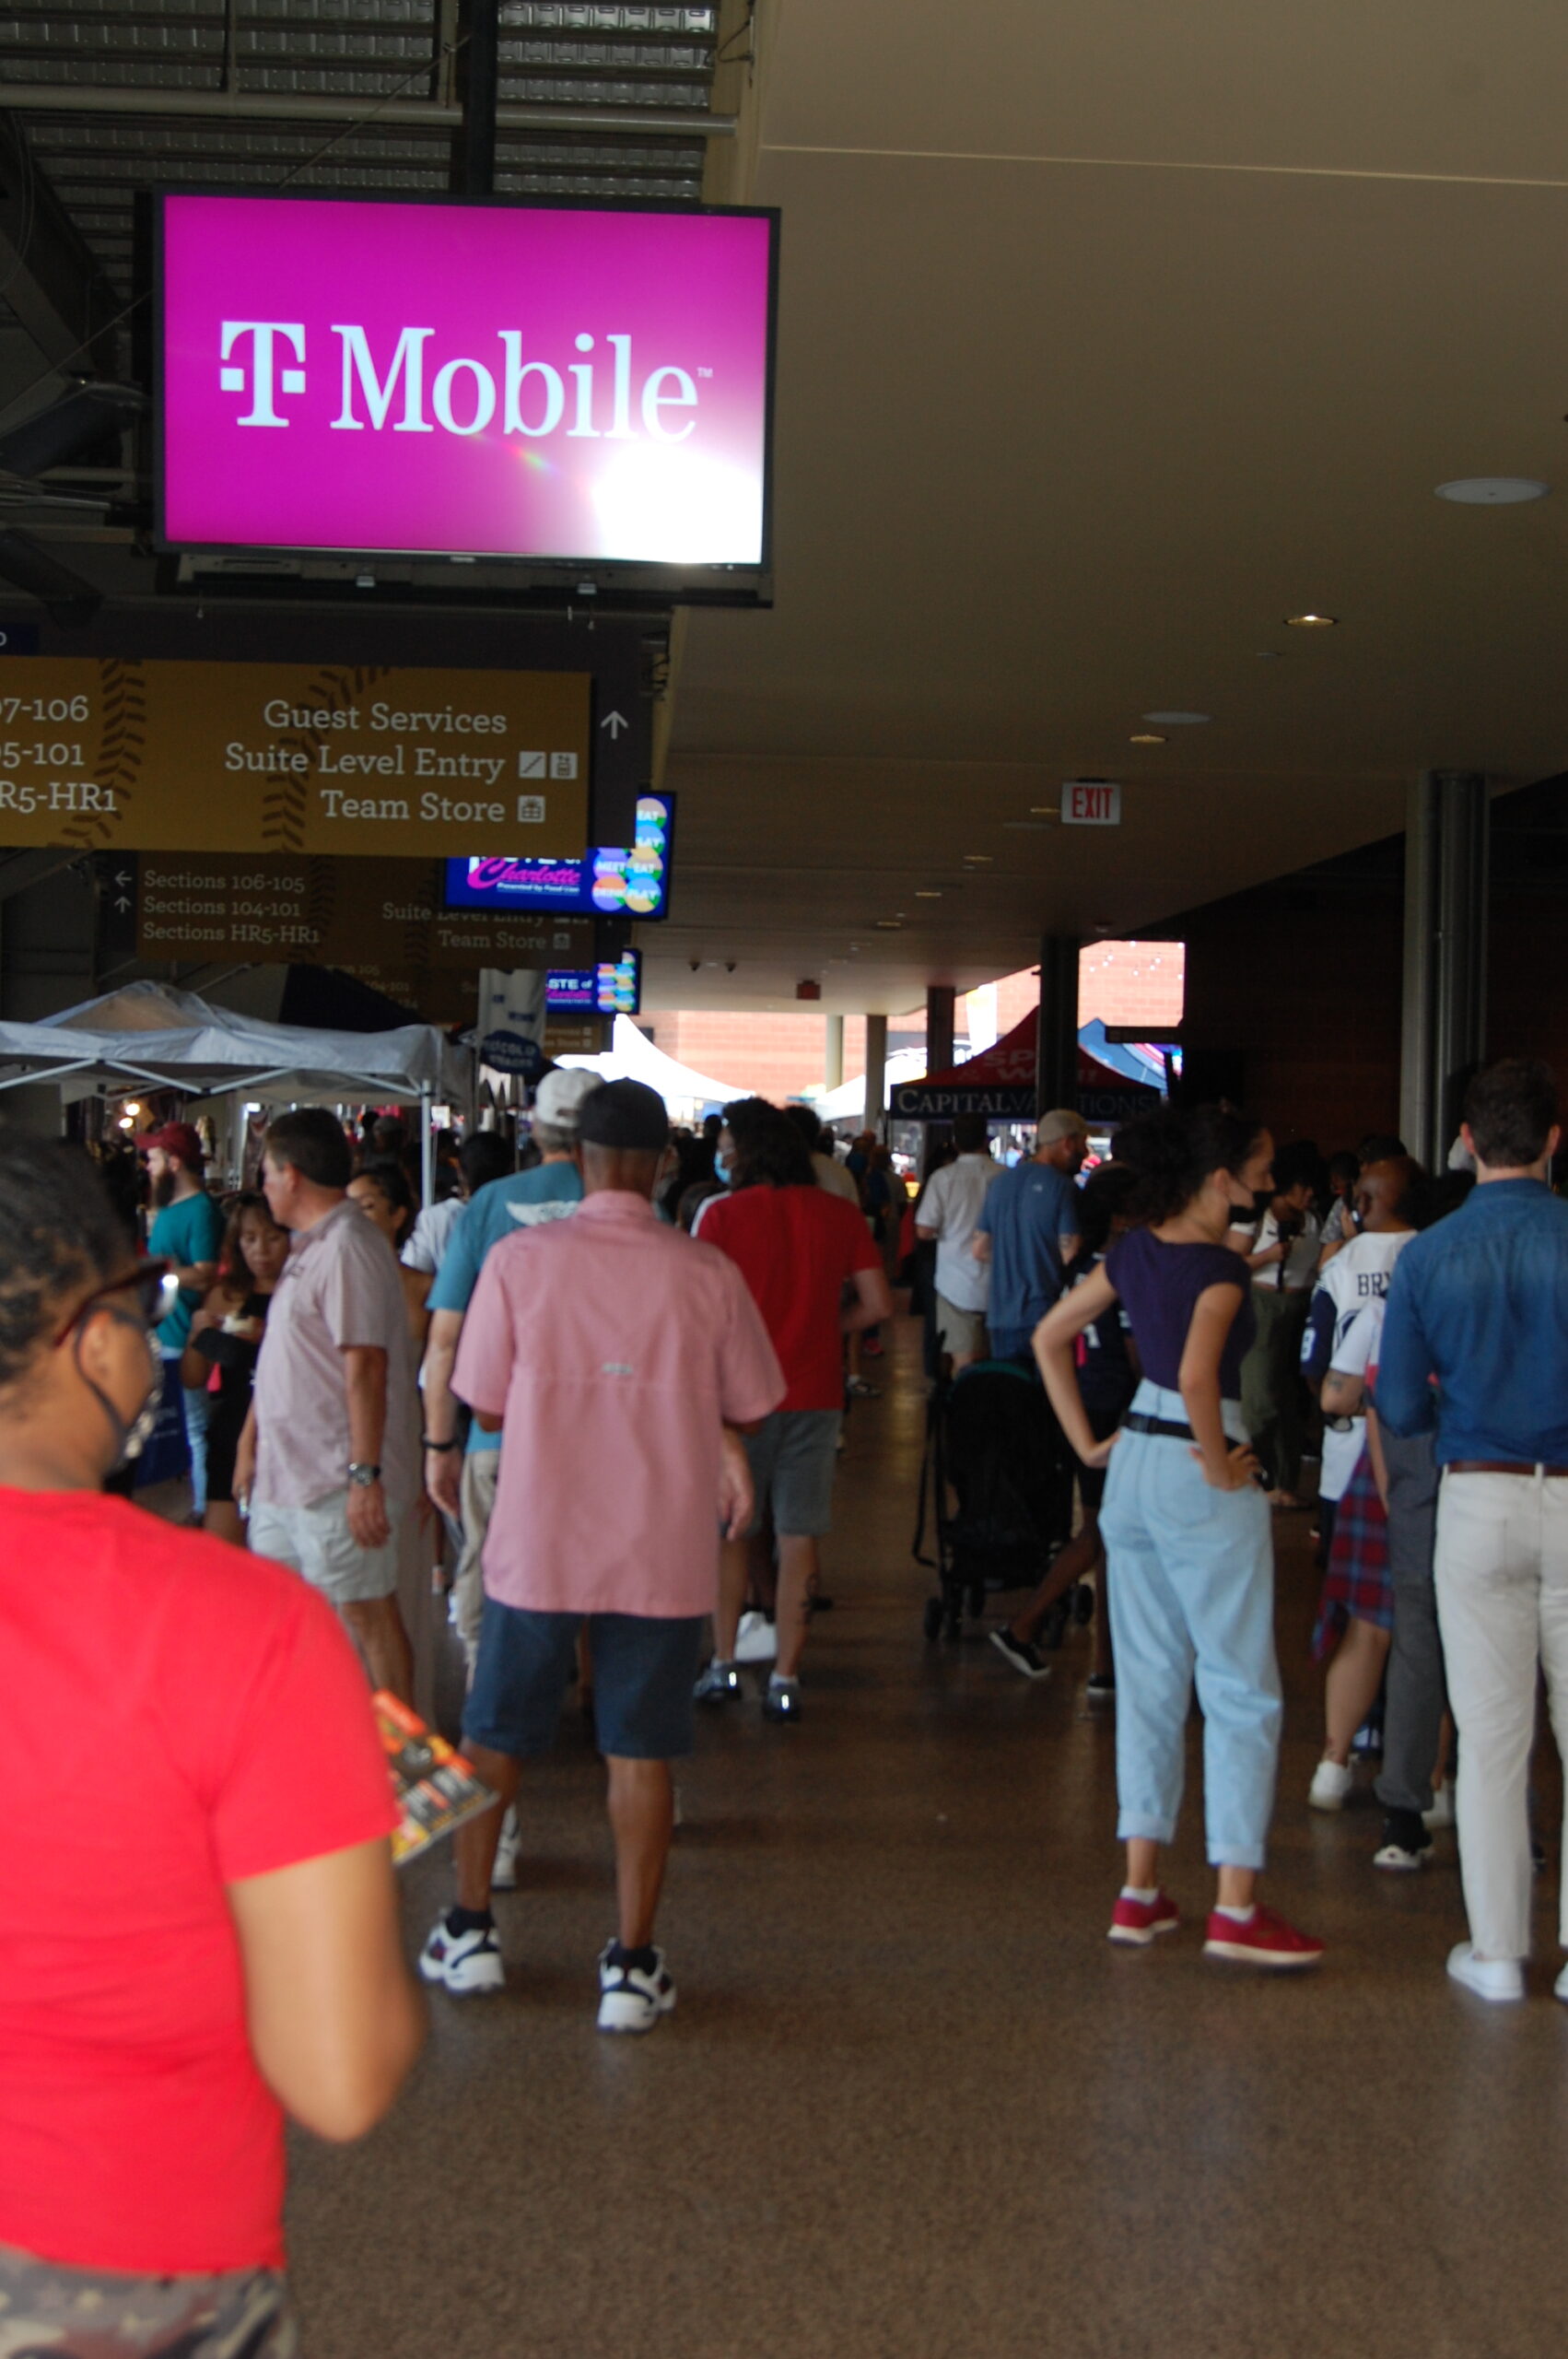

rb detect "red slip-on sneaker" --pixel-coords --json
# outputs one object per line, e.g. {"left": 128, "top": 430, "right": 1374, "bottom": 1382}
{"left": 1203, "top": 1905, "right": 1324, "bottom": 1970}
{"left": 1108, "top": 1891, "right": 1181, "bottom": 1946}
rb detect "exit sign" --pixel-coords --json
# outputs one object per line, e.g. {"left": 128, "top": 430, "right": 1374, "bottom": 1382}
{"left": 1062, "top": 780, "right": 1122, "bottom": 827}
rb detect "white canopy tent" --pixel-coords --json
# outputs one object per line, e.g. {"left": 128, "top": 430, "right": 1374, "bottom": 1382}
{"left": 807, "top": 1049, "right": 928, "bottom": 1127}
{"left": 0, "top": 981, "right": 469, "bottom": 1201}
{"left": 556, "top": 1014, "right": 740, "bottom": 1121}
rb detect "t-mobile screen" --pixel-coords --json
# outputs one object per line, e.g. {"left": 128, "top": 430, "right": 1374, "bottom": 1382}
{"left": 158, "top": 194, "right": 777, "bottom": 568}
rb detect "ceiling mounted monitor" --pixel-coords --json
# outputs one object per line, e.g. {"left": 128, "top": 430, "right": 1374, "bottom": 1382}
{"left": 154, "top": 194, "right": 778, "bottom": 603}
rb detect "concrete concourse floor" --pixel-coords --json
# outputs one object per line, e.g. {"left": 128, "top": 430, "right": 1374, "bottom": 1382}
{"left": 285, "top": 1313, "right": 1568, "bottom": 2359}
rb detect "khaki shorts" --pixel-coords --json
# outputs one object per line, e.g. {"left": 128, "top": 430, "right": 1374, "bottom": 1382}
{"left": 452, "top": 1448, "right": 501, "bottom": 1670}
{"left": 249, "top": 1488, "right": 404, "bottom": 1606}
{"left": 935, "top": 1295, "right": 989, "bottom": 1360}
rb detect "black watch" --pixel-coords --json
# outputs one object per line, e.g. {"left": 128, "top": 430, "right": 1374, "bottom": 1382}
{"left": 346, "top": 1461, "right": 382, "bottom": 1487}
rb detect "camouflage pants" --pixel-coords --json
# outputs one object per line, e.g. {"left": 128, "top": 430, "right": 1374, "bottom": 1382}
{"left": 0, "top": 2245, "right": 298, "bottom": 2358}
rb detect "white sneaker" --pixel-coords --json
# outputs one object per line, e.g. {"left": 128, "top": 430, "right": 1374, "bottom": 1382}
{"left": 1446, "top": 1942, "right": 1524, "bottom": 2004}
{"left": 734, "top": 1610, "right": 778, "bottom": 1664}
{"left": 491, "top": 1805, "right": 521, "bottom": 1893}
{"left": 597, "top": 1943, "right": 676, "bottom": 2035}
{"left": 1308, "top": 1757, "right": 1353, "bottom": 1812}
{"left": 1423, "top": 1781, "right": 1457, "bottom": 1831}
{"left": 419, "top": 1912, "right": 506, "bottom": 1995}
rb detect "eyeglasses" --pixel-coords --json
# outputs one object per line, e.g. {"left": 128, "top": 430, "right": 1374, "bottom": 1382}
{"left": 54, "top": 1260, "right": 178, "bottom": 1345}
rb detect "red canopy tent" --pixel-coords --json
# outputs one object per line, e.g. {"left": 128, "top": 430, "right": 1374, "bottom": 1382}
{"left": 889, "top": 1008, "right": 1162, "bottom": 1123}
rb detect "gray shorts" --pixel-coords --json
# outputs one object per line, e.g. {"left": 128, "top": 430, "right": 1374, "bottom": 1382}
{"left": 249, "top": 1488, "right": 404, "bottom": 1605}
{"left": 0, "top": 2244, "right": 297, "bottom": 2356}
{"left": 743, "top": 1408, "right": 842, "bottom": 1537}
{"left": 935, "top": 1295, "right": 989, "bottom": 1359}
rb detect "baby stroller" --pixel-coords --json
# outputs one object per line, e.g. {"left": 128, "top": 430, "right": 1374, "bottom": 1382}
{"left": 913, "top": 1359, "right": 1075, "bottom": 1642}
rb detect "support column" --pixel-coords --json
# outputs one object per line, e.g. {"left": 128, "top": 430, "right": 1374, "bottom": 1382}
{"left": 863, "top": 1013, "right": 887, "bottom": 1133}
{"left": 1035, "top": 934, "right": 1080, "bottom": 1118}
{"left": 825, "top": 1012, "right": 845, "bottom": 1093}
{"left": 924, "top": 983, "right": 955, "bottom": 1076}
{"left": 1399, "top": 771, "right": 1489, "bottom": 1170}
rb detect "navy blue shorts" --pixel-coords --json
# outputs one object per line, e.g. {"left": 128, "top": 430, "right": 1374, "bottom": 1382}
{"left": 463, "top": 1599, "right": 705, "bottom": 1762}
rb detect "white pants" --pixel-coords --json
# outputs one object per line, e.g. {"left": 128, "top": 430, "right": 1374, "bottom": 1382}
{"left": 1433, "top": 1470, "right": 1568, "bottom": 1961}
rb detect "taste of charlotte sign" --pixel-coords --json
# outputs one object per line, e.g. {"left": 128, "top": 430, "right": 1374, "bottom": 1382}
{"left": 0, "top": 658, "right": 590, "bottom": 857}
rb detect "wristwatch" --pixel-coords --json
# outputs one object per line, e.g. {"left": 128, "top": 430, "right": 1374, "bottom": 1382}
{"left": 421, "top": 1434, "right": 459, "bottom": 1452}
{"left": 346, "top": 1461, "right": 382, "bottom": 1487}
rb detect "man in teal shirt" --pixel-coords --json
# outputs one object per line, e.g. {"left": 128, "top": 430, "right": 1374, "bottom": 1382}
{"left": 421, "top": 1070, "right": 600, "bottom": 1702}
{"left": 139, "top": 1121, "right": 224, "bottom": 1517}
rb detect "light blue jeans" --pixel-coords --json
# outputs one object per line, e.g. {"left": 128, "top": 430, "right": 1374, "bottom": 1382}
{"left": 1098, "top": 1379, "right": 1282, "bottom": 1869}
{"left": 180, "top": 1371, "right": 211, "bottom": 1518}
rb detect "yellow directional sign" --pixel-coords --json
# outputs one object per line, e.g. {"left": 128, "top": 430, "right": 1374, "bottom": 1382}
{"left": 0, "top": 658, "right": 590, "bottom": 856}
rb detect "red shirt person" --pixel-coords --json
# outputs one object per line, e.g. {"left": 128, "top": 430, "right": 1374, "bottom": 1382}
{"left": 695, "top": 1097, "right": 893, "bottom": 1718}
{"left": 0, "top": 1139, "right": 423, "bottom": 2356}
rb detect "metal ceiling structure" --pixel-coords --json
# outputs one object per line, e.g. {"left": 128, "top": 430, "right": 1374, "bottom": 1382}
{"left": 0, "top": 1, "right": 731, "bottom": 395}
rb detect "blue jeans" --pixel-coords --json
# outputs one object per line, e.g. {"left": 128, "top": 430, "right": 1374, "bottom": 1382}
{"left": 181, "top": 1376, "right": 211, "bottom": 1517}
{"left": 1098, "top": 1379, "right": 1281, "bottom": 1870}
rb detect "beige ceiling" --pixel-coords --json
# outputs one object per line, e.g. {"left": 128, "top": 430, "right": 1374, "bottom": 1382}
{"left": 649, "top": 0, "right": 1568, "bottom": 1011}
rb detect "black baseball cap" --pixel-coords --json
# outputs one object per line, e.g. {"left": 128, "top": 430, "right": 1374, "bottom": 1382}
{"left": 577, "top": 1079, "right": 670, "bottom": 1152}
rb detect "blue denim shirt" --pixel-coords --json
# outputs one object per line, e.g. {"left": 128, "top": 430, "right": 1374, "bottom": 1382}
{"left": 1376, "top": 1179, "right": 1568, "bottom": 1463}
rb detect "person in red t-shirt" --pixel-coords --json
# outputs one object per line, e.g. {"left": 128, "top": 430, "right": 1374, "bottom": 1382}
{"left": 694, "top": 1099, "right": 892, "bottom": 1719}
{"left": 0, "top": 1139, "right": 424, "bottom": 2355}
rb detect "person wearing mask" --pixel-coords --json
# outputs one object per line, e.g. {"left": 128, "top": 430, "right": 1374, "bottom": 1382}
{"left": 1034, "top": 1105, "right": 1322, "bottom": 1970}
{"left": 915, "top": 1112, "right": 1000, "bottom": 1373}
{"left": 419, "top": 1081, "right": 784, "bottom": 2026}
{"left": 693, "top": 1097, "right": 892, "bottom": 1719}
{"left": 138, "top": 1120, "right": 224, "bottom": 1522}
{"left": 1234, "top": 1144, "right": 1321, "bottom": 1508}
{"left": 0, "top": 1137, "right": 422, "bottom": 2353}
{"left": 422, "top": 1067, "right": 600, "bottom": 1678}
{"left": 970, "top": 1109, "right": 1087, "bottom": 1363}
{"left": 180, "top": 1192, "right": 289, "bottom": 1548}
{"left": 991, "top": 1162, "right": 1140, "bottom": 1685}
{"left": 401, "top": 1130, "right": 514, "bottom": 1282}
{"left": 1378, "top": 1058, "right": 1568, "bottom": 2005}
{"left": 237, "top": 1109, "right": 420, "bottom": 1706}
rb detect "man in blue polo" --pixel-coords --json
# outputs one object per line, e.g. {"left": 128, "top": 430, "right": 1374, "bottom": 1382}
{"left": 421, "top": 1068, "right": 600, "bottom": 1683}
{"left": 971, "top": 1108, "right": 1087, "bottom": 1359}
{"left": 1378, "top": 1057, "right": 1568, "bottom": 2006}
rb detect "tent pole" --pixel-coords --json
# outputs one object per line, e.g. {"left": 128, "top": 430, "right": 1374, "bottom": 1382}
{"left": 420, "top": 1090, "right": 434, "bottom": 1208}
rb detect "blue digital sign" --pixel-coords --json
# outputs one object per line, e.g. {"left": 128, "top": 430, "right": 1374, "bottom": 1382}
{"left": 547, "top": 951, "right": 641, "bottom": 1015}
{"left": 444, "top": 793, "right": 673, "bottom": 920}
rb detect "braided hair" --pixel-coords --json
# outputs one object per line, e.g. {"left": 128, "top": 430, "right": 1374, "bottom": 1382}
{"left": 0, "top": 1136, "right": 127, "bottom": 1397}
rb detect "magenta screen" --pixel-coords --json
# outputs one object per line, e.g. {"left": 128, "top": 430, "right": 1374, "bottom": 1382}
{"left": 157, "top": 194, "right": 775, "bottom": 569}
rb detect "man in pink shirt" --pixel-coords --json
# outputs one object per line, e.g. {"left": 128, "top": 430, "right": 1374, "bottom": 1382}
{"left": 419, "top": 1080, "right": 784, "bottom": 2032}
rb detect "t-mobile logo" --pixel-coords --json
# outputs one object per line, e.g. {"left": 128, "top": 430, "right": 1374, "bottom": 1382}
{"left": 219, "top": 323, "right": 307, "bottom": 427}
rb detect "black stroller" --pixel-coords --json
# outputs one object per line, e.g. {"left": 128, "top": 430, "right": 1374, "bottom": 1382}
{"left": 913, "top": 1359, "right": 1076, "bottom": 1642}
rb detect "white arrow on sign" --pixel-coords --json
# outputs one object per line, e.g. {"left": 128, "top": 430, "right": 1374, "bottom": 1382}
{"left": 114, "top": 870, "right": 132, "bottom": 887}
{"left": 114, "top": 897, "right": 131, "bottom": 913}
{"left": 600, "top": 710, "right": 628, "bottom": 738}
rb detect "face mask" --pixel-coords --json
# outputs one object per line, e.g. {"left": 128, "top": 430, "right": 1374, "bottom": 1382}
{"left": 78, "top": 1313, "right": 165, "bottom": 1473}
{"left": 714, "top": 1151, "right": 735, "bottom": 1186}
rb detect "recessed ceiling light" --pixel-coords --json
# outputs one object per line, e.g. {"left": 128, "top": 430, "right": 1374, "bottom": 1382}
{"left": 1141, "top": 710, "right": 1211, "bottom": 724}
{"left": 1129, "top": 732, "right": 1165, "bottom": 745}
{"left": 962, "top": 852, "right": 993, "bottom": 863}
{"left": 1029, "top": 804, "right": 1060, "bottom": 816}
{"left": 1284, "top": 614, "right": 1336, "bottom": 628}
{"left": 874, "top": 918, "right": 902, "bottom": 930}
{"left": 914, "top": 888, "right": 942, "bottom": 898}
{"left": 1435, "top": 476, "right": 1550, "bottom": 505}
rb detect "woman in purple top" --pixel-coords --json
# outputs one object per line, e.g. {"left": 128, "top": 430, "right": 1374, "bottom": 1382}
{"left": 1034, "top": 1107, "right": 1323, "bottom": 1971}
